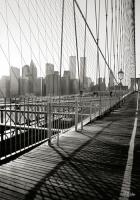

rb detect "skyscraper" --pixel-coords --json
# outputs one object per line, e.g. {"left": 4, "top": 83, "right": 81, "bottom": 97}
{"left": 80, "top": 57, "right": 86, "bottom": 89}
{"left": 69, "top": 56, "right": 76, "bottom": 79}
{"left": 63, "top": 70, "right": 70, "bottom": 78}
{"left": 45, "top": 63, "right": 54, "bottom": 96}
{"left": 53, "top": 71, "right": 60, "bottom": 96}
{"left": 61, "top": 71, "right": 70, "bottom": 95}
{"left": 0, "top": 76, "right": 10, "bottom": 97}
{"left": 45, "top": 63, "right": 54, "bottom": 76}
{"left": 29, "top": 60, "right": 37, "bottom": 94}
{"left": 21, "top": 65, "right": 30, "bottom": 95}
{"left": 10, "top": 66, "right": 20, "bottom": 97}
{"left": 22, "top": 65, "right": 30, "bottom": 79}
{"left": 30, "top": 60, "right": 37, "bottom": 78}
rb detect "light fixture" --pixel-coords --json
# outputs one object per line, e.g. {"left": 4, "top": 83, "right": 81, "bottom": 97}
{"left": 118, "top": 69, "right": 124, "bottom": 82}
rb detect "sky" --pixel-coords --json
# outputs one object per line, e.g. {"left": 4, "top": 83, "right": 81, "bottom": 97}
{"left": 0, "top": 0, "right": 139, "bottom": 82}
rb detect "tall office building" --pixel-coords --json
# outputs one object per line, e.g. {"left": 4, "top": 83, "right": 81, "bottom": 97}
{"left": 30, "top": 60, "right": 37, "bottom": 78}
{"left": 19, "top": 78, "right": 29, "bottom": 95}
{"left": 22, "top": 65, "right": 30, "bottom": 79}
{"left": 10, "top": 66, "right": 20, "bottom": 97}
{"left": 45, "top": 63, "right": 54, "bottom": 96}
{"left": 63, "top": 70, "right": 70, "bottom": 78}
{"left": 98, "top": 77, "right": 106, "bottom": 91}
{"left": 45, "top": 63, "right": 54, "bottom": 76}
{"left": 61, "top": 70, "right": 70, "bottom": 95}
{"left": 20, "top": 65, "right": 30, "bottom": 95}
{"left": 53, "top": 71, "right": 60, "bottom": 96}
{"left": 80, "top": 57, "right": 86, "bottom": 89}
{"left": 29, "top": 60, "right": 37, "bottom": 94}
{"left": 70, "top": 79, "right": 79, "bottom": 94}
{"left": 0, "top": 76, "right": 10, "bottom": 97}
{"left": 69, "top": 56, "right": 76, "bottom": 79}
{"left": 34, "top": 78, "right": 42, "bottom": 96}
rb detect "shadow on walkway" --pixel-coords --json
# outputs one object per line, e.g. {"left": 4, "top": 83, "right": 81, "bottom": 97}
{"left": 24, "top": 120, "right": 129, "bottom": 200}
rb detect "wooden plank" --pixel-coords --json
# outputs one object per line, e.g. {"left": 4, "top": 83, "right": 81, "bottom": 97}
{"left": 0, "top": 168, "right": 40, "bottom": 182}
{"left": 0, "top": 182, "right": 27, "bottom": 195}
{"left": 0, "top": 171, "right": 37, "bottom": 186}
{"left": 0, "top": 188, "right": 24, "bottom": 200}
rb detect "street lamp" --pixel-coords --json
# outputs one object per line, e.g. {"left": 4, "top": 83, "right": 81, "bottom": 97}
{"left": 118, "top": 68, "right": 124, "bottom": 104}
{"left": 118, "top": 68, "right": 124, "bottom": 84}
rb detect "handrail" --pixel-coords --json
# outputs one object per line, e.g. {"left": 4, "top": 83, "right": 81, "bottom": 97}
{"left": 0, "top": 91, "right": 130, "bottom": 161}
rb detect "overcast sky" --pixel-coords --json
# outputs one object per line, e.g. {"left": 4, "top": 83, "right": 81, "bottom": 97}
{"left": 0, "top": 0, "right": 139, "bottom": 81}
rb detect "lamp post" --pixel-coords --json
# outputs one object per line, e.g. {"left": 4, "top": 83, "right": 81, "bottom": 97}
{"left": 118, "top": 69, "right": 124, "bottom": 84}
{"left": 118, "top": 69, "right": 124, "bottom": 105}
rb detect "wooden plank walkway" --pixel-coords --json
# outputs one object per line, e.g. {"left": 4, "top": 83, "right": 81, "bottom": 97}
{"left": 0, "top": 92, "right": 139, "bottom": 200}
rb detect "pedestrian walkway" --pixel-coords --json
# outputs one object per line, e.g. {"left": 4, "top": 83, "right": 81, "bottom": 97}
{"left": 0, "top": 92, "right": 139, "bottom": 200}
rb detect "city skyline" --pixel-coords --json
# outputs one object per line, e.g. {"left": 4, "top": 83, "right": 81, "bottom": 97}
{"left": 0, "top": 0, "right": 136, "bottom": 88}
{"left": 0, "top": 55, "right": 97, "bottom": 97}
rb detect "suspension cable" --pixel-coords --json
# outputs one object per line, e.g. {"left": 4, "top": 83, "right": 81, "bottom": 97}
{"left": 73, "top": 0, "right": 80, "bottom": 92}
{"left": 59, "top": 0, "right": 65, "bottom": 100}
{"left": 74, "top": 0, "right": 118, "bottom": 85}
{"left": 94, "top": 0, "right": 101, "bottom": 90}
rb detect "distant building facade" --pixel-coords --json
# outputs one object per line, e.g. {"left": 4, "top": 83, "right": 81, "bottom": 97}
{"left": 0, "top": 76, "right": 10, "bottom": 97}
{"left": 35, "top": 78, "right": 42, "bottom": 96}
{"left": 45, "top": 63, "right": 54, "bottom": 76}
{"left": 80, "top": 57, "right": 86, "bottom": 89}
{"left": 29, "top": 60, "right": 37, "bottom": 94}
{"left": 69, "top": 56, "right": 76, "bottom": 79}
{"left": 53, "top": 71, "right": 60, "bottom": 96}
{"left": 22, "top": 65, "right": 30, "bottom": 79}
{"left": 10, "top": 66, "right": 20, "bottom": 97}
{"left": 61, "top": 70, "right": 70, "bottom": 95}
{"left": 45, "top": 63, "right": 54, "bottom": 96}
{"left": 70, "top": 79, "right": 79, "bottom": 94}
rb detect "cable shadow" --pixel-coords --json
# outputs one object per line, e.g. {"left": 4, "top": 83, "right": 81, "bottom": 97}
{"left": 23, "top": 120, "right": 127, "bottom": 200}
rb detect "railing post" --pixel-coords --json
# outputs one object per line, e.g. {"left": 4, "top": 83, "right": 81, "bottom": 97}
{"left": 15, "top": 102, "right": 19, "bottom": 152}
{"left": 37, "top": 105, "right": 39, "bottom": 127}
{"left": 48, "top": 101, "right": 52, "bottom": 146}
{"left": 75, "top": 97, "right": 78, "bottom": 132}
{"left": 1, "top": 109, "right": 3, "bottom": 123}
{"left": 80, "top": 96, "right": 83, "bottom": 132}
{"left": 15, "top": 106, "right": 18, "bottom": 125}
{"left": 0, "top": 126, "right": 3, "bottom": 142}
{"left": 44, "top": 105, "right": 47, "bottom": 125}
{"left": 99, "top": 95, "right": 102, "bottom": 117}
{"left": 90, "top": 102, "right": 92, "bottom": 122}
{"left": 109, "top": 95, "right": 111, "bottom": 111}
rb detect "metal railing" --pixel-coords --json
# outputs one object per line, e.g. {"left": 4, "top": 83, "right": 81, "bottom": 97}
{"left": 0, "top": 90, "right": 129, "bottom": 160}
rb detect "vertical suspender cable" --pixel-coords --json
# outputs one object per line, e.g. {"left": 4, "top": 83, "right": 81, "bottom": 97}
{"left": 59, "top": 0, "right": 65, "bottom": 100}
{"left": 104, "top": 0, "right": 110, "bottom": 91}
{"left": 133, "top": 0, "right": 136, "bottom": 91}
{"left": 28, "top": 0, "right": 32, "bottom": 60}
{"left": 18, "top": 0, "right": 23, "bottom": 96}
{"left": 83, "top": 0, "right": 88, "bottom": 93}
{"left": 111, "top": 0, "right": 117, "bottom": 90}
{"left": 109, "top": 0, "right": 114, "bottom": 90}
{"left": 35, "top": 0, "right": 42, "bottom": 96}
{"left": 115, "top": 0, "right": 119, "bottom": 79}
{"left": 73, "top": 0, "right": 80, "bottom": 93}
{"left": 74, "top": 0, "right": 118, "bottom": 84}
{"left": 94, "top": 0, "right": 100, "bottom": 91}
{"left": 5, "top": 0, "right": 11, "bottom": 97}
